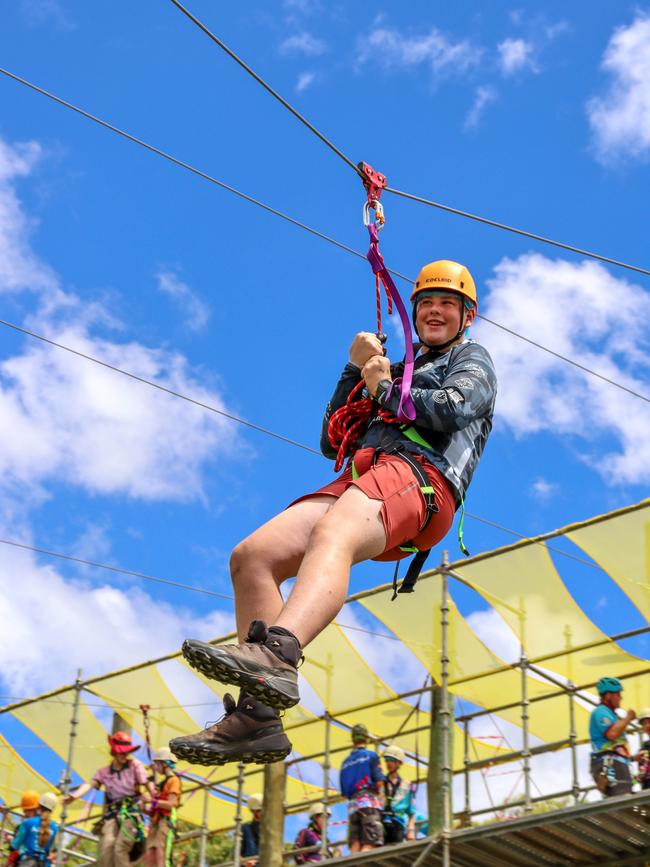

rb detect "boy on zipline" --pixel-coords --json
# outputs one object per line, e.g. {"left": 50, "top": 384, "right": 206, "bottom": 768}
{"left": 171, "top": 260, "right": 497, "bottom": 765}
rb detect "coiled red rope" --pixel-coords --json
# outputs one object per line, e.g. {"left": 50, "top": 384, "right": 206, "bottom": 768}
{"left": 327, "top": 380, "right": 400, "bottom": 472}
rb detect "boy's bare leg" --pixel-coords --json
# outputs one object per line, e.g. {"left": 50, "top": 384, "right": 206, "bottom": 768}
{"left": 229, "top": 494, "right": 336, "bottom": 639}
{"left": 273, "top": 485, "right": 387, "bottom": 646}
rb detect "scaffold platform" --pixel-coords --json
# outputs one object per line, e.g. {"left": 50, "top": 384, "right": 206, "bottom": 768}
{"left": 331, "top": 791, "right": 650, "bottom": 867}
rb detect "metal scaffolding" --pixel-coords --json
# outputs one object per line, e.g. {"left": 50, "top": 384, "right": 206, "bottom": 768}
{"left": 3, "top": 547, "right": 650, "bottom": 865}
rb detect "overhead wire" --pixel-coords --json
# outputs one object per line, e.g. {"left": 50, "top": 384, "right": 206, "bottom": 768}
{"left": 1, "top": 67, "right": 648, "bottom": 404}
{"left": 0, "top": 317, "right": 320, "bottom": 457}
{"left": 168, "top": 0, "right": 650, "bottom": 280}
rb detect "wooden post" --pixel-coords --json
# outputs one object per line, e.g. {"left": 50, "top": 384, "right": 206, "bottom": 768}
{"left": 258, "top": 762, "right": 286, "bottom": 867}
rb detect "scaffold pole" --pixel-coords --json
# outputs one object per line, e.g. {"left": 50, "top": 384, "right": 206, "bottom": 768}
{"left": 56, "top": 668, "right": 83, "bottom": 867}
{"left": 233, "top": 762, "right": 245, "bottom": 867}
{"left": 198, "top": 783, "right": 209, "bottom": 867}
{"left": 441, "top": 550, "right": 451, "bottom": 867}
{"left": 568, "top": 681, "right": 580, "bottom": 804}
{"left": 321, "top": 711, "right": 331, "bottom": 858}
{"left": 520, "top": 651, "right": 532, "bottom": 813}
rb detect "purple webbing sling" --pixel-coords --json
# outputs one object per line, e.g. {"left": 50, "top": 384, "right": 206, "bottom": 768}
{"left": 366, "top": 222, "right": 416, "bottom": 423}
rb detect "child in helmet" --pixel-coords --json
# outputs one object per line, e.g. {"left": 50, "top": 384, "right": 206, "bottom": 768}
{"left": 171, "top": 261, "right": 496, "bottom": 768}
{"left": 292, "top": 803, "right": 332, "bottom": 864}
{"left": 381, "top": 745, "right": 416, "bottom": 844}
{"left": 145, "top": 747, "right": 181, "bottom": 867}
{"left": 9, "top": 793, "right": 58, "bottom": 867}
{"left": 240, "top": 793, "right": 263, "bottom": 867}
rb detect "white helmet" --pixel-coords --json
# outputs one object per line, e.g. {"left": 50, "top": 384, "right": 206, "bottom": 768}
{"left": 248, "top": 793, "right": 263, "bottom": 812}
{"left": 39, "top": 793, "right": 58, "bottom": 812}
{"left": 153, "top": 747, "right": 176, "bottom": 763}
{"left": 639, "top": 708, "right": 650, "bottom": 722}
{"left": 308, "top": 802, "right": 331, "bottom": 819}
{"left": 384, "top": 744, "right": 405, "bottom": 764}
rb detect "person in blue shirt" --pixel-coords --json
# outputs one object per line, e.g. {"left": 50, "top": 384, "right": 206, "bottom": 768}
{"left": 10, "top": 792, "right": 58, "bottom": 866}
{"left": 340, "top": 724, "right": 384, "bottom": 853}
{"left": 239, "top": 793, "right": 262, "bottom": 867}
{"left": 589, "top": 676, "right": 636, "bottom": 797}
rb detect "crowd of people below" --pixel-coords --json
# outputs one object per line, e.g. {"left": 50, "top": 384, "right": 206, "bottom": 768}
{"left": 6, "top": 681, "right": 650, "bottom": 867}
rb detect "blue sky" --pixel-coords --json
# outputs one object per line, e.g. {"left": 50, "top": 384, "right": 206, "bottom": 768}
{"left": 0, "top": 0, "right": 649, "bottom": 747}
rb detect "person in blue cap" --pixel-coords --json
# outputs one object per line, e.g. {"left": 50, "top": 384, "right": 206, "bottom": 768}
{"left": 589, "top": 676, "right": 635, "bottom": 797}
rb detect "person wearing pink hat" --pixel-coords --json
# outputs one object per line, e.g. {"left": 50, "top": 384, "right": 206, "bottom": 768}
{"left": 64, "top": 731, "right": 156, "bottom": 867}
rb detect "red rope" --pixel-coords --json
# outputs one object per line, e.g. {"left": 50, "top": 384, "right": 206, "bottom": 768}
{"left": 327, "top": 381, "right": 400, "bottom": 472}
{"left": 327, "top": 264, "right": 397, "bottom": 472}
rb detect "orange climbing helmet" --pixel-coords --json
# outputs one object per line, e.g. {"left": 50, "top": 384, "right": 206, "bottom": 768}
{"left": 410, "top": 260, "right": 478, "bottom": 310}
{"left": 21, "top": 790, "right": 40, "bottom": 811}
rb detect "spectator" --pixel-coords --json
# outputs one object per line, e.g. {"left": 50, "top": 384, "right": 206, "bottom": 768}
{"left": 589, "top": 677, "right": 635, "bottom": 797}
{"left": 9, "top": 792, "right": 58, "bottom": 867}
{"left": 340, "top": 724, "right": 384, "bottom": 853}
{"left": 241, "top": 793, "right": 263, "bottom": 867}
{"left": 145, "top": 747, "right": 181, "bottom": 867}
{"left": 63, "top": 731, "right": 155, "bottom": 867}
{"left": 634, "top": 708, "right": 650, "bottom": 790}
{"left": 381, "top": 745, "right": 415, "bottom": 844}
{"left": 293, "top": 803, "right": 332, "bottom": 863}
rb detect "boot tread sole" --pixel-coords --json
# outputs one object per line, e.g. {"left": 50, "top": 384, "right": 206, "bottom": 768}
{"left": 182, "top": 641, "right": 299, "bottom": 711}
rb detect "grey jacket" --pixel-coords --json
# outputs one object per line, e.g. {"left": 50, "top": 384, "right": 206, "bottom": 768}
{"left": 320, "top": 340, "right": 497, "bottom": 506}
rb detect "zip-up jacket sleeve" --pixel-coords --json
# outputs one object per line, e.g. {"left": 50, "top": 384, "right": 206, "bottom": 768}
{"left": 378, "top": 343, "right": 497, "bottom": 433}
{"left": 320, "top": 363, "right": 363, "bottom": 459}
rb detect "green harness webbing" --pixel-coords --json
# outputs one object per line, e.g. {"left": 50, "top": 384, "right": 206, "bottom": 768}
{"left": 351, "top": 423, "right": 470, "bottom": 599}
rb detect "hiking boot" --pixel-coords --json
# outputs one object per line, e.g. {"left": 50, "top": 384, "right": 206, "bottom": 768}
{"left": 169, "top": 692, "right": 291, "bottom": 766}
{"left": 182, "top": 620, "right": 302, "bottom": 711}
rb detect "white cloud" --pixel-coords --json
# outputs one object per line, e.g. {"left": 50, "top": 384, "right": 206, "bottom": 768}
{"left": 356, "top": 25, "right": 480, "bottom": 81}
{"left": 0, "top": 318, "right": 240, "bottom": 501}
{"left": 0, "top": 539, "right": 233, "bottom": 694}
{"left": 295, "top": 71, "right": 316, "bottom": 93}
{"left": 464, "top": 85, "right": 497, "bottom": 130}
{"left": 280, "top": 32, "right": 327, "bottom": 56}
{"left": 587, "top": 13, "right": 650, "bottom": 163}
{"left": 156, "top": 269, "right": 210, "bottom": 332}
{"left": 497, "top": 37, "right": 536, "bottom": 76}
{"left": 20, "top": 0, "right": 74, "bottom": 31}
{"left": 475, "top": 253, "right": 650, "bottom": 485}
{"left": 530, "top": 477, "right": 558, "bottom": 501}
{"left": 0, "top": 137, "right": 242, "bottom": 503}
{"left": 0, "top": 139, "right": 57, "bottom": 296}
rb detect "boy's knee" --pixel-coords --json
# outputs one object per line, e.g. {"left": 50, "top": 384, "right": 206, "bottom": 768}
{"left": 230, "top": 539, "right": 254, "bottom": 582}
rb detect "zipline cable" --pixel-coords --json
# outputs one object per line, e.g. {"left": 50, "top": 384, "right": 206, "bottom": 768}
{"left": 169, "top": 0, "right": 650, "bottom": 279}
{"left": 168, "top": 0, "right": 360, "bottom": 176}
{"left": 0, "top": 317, "right": 320, "bottom": 457}
{"left": 1, "top": 67, "right": 648, "bottom": 404}
{"left": 0, "top": 536, "right": 233, "bottom": 600}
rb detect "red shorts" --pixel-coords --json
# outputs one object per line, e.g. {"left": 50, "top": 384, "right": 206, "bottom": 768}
{"left": 291, "top": 448, "right": 456, "bottom": 561}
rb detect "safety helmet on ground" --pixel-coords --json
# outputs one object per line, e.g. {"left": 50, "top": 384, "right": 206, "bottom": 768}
{"left": 351, "top": 723, "right": 369, "bottom": 743}
{"left": 21, "top": 791, "right": 40, "bottom": 811}
{"left": 597, "top": 676, "right": 623, "bottom": 695}
{"left": 308, "top": 802, "right": 331, "bottom": 819}
{"left": 248, "top": 794, "right": 263, "bottom": 812}
{"left": 639, "top": 708, "right": 650, "bottom": 722}
{"left": 38, "top": 793, "right": 58, "bottom": 812}
{"left": 383, "top": 744, "right": 405, "bottom": 764}
{"left": 153, "top": 746, "right": 177, "bottom": 764}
